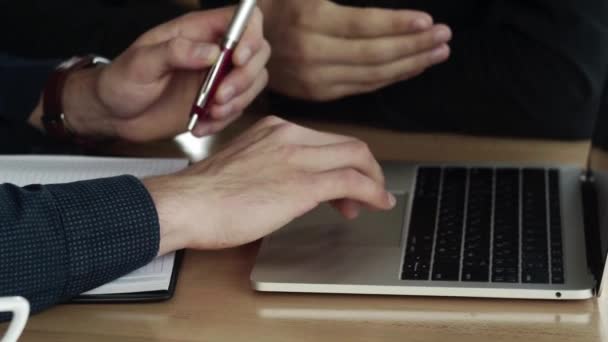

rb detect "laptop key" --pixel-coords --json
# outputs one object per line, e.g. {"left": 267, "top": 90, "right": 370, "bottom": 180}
{"left": 432, "top": 266, "right": 459, "bottom": 281}
{"left": 548, "top": 169, "right": 565, "bottom": 284}
{"left": 552, "top": 274, "right": 565, "bottom": 284}
{"left": 493, "top": 169, "right": 520, "bottom": 282}
{"left": 402, "top": 167, "right": 441, "bottom": 281}
{"left": 402, "top": 258, "right": 431, "bottom": 280}
{"left": 462, "top": 270, "right": 489, "bottom": 282}
{"left": 523, "top": 271, "right": 549, "bottom": 284}
{"left": 432, "top": 168, "right": 467, "bottom": 281}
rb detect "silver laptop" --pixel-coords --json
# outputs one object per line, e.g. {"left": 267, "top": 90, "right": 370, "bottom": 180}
{"left": 251, "top": 115, "right": 608, "bottom": 300}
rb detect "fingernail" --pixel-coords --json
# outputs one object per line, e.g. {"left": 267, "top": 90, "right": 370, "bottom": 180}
{"left": 194, "top": 44, "right": 219, "bottom": 62}
{"left": 431, "top": 45, "right": 449, "bottom": 62}
{"left": 412, "top": 18, "right": 431, "bottom": 30}
{"left": 236, "top": 48, "right": 252, "bottom": 65}
{"left": 218, "top": 85, "right": 236, "bottom": 103}
{"left": 388, "top": 193, "right": 397, "bottom": 208}
{"left": 434, "top": 28, "right": 452, "bottom": 43}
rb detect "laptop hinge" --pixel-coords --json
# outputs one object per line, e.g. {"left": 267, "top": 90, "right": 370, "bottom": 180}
{"left": 581, "top": 171, "right": 603, "bottom": 293}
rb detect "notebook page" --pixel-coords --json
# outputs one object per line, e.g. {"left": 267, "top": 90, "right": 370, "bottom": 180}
{"left": 83, "top": 253, "right": 176, "bottom": 295}
{"left": 0, "top": 155, "right": 188, "bottom": 186}
{"left": 0, "top": 155, "right": 189, "bottom": 294}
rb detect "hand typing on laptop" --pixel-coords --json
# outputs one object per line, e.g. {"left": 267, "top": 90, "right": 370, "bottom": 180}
{"left": 145, "top": 115, "right": 396, "bottom": 254}
{"left": 1, "top": 5, "right": 396, "bottom": 317}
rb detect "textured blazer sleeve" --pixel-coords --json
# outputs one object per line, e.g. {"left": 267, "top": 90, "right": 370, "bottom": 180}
{"left": 0, "top": 175, "right": 160, "bottom": 319}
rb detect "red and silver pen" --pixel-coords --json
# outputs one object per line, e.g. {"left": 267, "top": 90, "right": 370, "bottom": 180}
{"left": 188, "top": 0, "right": 257, "bottom": 131}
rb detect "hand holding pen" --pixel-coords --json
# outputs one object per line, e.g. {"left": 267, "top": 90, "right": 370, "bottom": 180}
{"left": 55, "top": 6, "right": 269, "bottom": 142}
{"left": 189, "top": 0, "right": 266, "bottom": 136}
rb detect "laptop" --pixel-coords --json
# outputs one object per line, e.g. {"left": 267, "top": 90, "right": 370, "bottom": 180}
{"left": 251, "top": 114, "right": 608, "bottom": 300}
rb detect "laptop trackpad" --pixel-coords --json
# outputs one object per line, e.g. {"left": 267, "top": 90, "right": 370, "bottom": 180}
{"left": 269, "top": 194, "right": 407, "bottom": 248}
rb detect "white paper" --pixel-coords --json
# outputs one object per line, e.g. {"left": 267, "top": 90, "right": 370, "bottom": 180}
{"left": 83, "top": 253, "right": 176, "bottom": 295}
{"left": 0, "top": 155, "right": 188, "bottom": 186}
{"left": 0, "top": 155, "right": 189, "bottom": 294}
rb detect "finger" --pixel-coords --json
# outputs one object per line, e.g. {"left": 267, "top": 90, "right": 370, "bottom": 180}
{"left": 233, "top": 7, "right": 265, "bottom": 66}
{"left": 199, "top": 69, "right": 269, "bottom": 135}
{"left": 214, "top": 40, "right": 271, "bottom": 106}
{"left": 331, "top": 197, "right": 387, "bottom": 219}
{"left": 210, "top": 67, "right": 268, "bottom": 120}
{"left": 313, "top": 24, "right": 451, "bottom": 65}
{"left": 311, "top": 168, "right": 396, "bottom": 211}
{"left": 290, "top": 140, "right": 385, "bottom": 186}
{"left": 122, "top": 37, "right": 220, "bottom": 84}
{"left": 191, "top": 109, "right": 242, "bottom": 137}
{"left": 135, "top": 7, "right": 243, "bottom": 46}
{"left": 319, "top": 1, "right": 434, "bottom": 38}
{"left": 330, "top": 199, "right": 361, "bottom": 220}
{"left": 324, "top": 44, "right": 450, "bottom": 85}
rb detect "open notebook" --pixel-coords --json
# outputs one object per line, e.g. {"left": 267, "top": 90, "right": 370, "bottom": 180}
{"left": 1, "top": 155, "right": 189, "bottom": 303}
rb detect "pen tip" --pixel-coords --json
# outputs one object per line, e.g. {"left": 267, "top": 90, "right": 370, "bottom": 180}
{"left": 188, "top": 114, "right": 199, "bottom": 132}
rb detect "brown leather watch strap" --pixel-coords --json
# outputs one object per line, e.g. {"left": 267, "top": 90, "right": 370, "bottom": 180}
{"left": 42, "top": 55, "right": 110, "bottom": 144}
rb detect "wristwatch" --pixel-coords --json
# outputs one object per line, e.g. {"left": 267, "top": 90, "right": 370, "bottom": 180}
{"left": 42, "top": 55, "right": 110, "bottom": 144}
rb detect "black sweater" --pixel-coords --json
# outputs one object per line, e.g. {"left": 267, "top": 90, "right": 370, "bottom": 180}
{"left": 206, "top": 0, "right": 608, "bottom": 139}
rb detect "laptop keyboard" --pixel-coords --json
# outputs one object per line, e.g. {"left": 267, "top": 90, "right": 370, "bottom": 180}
{"left": 401, "top": 167, "right": 565, "bottom": 284}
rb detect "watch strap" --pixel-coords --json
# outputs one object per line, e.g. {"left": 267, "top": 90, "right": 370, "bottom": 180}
{"left": 42, "top": 55, "right": 110, "bottom": 144}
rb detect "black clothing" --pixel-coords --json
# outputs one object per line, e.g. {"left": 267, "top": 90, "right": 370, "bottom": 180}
{"left": 2, "top": 0, "right": 607, "bottom": 141}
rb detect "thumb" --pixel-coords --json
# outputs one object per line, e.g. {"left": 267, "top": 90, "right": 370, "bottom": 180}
{"left": 323, "top": 1, "right": 433, "bottom": 38}
{"left": 121, "top": 37, "right": 220, "bottom": 84}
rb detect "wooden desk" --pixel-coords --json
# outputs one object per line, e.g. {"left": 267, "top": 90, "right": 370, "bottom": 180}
{"left": 9, "top": 114, "right": 605, "bottom": 342}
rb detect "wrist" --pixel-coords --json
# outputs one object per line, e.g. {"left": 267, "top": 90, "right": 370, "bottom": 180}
{"left": 143, "top": 176, "right": 191, "bottom": 256}
{"left": 61, "top": 66, "right": 117, "bottom": 139}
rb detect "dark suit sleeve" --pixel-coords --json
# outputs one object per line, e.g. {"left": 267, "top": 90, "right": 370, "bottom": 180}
{"left": 0, "top": 54, "right": 87, "bottom": 154}
{"left": 0, "top": 54, "right": 58, "bottom": 124}
{"left": 200, "top": 0, "right": 236, "bottom": 9}
{"left": 0, "top": 175, "right": 160, "bottom": 318}
{"left": 374, "top": 0, "right": 608, "bottom": 139}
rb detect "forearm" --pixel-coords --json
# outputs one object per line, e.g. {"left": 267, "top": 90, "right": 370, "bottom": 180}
{"left": 0, "top": 176, "right": 160, "bottom": 317}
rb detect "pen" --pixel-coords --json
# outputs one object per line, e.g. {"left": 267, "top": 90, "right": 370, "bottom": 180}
{"left": 188, "top": 0, "right": 257, "bottom": 131}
